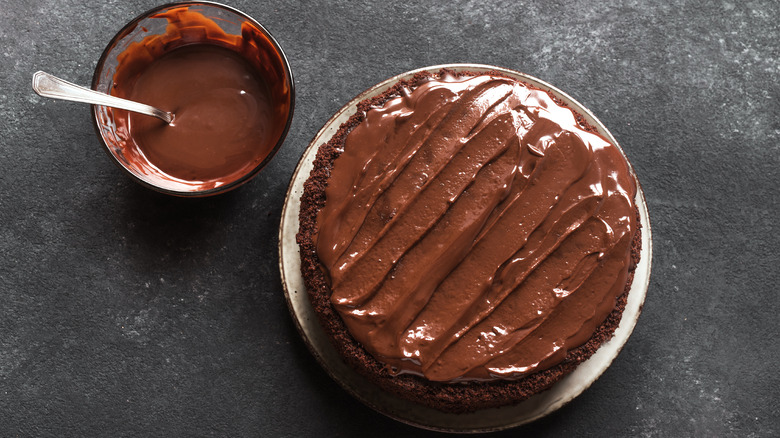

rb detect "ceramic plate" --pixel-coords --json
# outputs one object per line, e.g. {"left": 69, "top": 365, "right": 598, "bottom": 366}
{"left": 279, "top": 64, "right": 652, "bottom": 433}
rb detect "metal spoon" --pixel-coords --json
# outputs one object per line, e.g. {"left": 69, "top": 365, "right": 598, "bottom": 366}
{"left": 32, "top": 71, "right": 174, "bottom": 125}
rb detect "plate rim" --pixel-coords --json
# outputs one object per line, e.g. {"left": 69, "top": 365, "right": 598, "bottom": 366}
{"left": 279, "top": 64, "right": 652, "bottom": 433}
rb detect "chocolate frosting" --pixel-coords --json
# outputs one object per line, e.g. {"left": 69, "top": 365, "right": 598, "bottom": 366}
{"left": 314, "top": 74, "right": 637, "bottom": 382}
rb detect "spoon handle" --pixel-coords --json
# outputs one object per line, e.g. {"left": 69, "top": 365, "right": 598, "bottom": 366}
{"left": 32, "top": 71, "right": 174, "bottom": 124}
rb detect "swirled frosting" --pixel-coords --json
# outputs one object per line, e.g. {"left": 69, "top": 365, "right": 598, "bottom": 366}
{"left": 315, "top": 74, "right": 637, "bottom": 382}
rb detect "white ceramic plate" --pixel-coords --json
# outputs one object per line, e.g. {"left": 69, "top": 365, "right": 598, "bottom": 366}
{"left": 279, "top": 64, "right": 652, "bottom": 433}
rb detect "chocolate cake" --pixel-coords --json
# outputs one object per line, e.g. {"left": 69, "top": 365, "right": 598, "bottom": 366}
{"left": 297, "top": 69, "right": 641, "bottom": 413}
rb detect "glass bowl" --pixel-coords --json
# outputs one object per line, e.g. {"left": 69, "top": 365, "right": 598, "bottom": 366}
{"left": 91, "top": 1, "right": 294, "bottom": 197}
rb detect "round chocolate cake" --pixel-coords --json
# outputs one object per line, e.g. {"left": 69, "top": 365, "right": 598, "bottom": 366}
{"left": 297, "top": 69, "right": 641, "bottom": 413}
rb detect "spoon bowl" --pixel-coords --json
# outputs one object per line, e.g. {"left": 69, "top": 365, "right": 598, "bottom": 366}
{"left": 32, "top": 71, "right": 174, "bottom": 124}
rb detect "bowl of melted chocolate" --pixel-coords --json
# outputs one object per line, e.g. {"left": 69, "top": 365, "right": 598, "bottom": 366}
{"left": 92, "top": 1, "right": 294, "bottom": 196}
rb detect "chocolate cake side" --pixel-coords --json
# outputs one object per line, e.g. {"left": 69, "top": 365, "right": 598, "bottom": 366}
{"left": 296, "top": 69, "right": 642, "bottom": 414}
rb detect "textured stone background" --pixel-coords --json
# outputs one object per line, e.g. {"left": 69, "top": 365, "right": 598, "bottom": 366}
{"left": 1, "top": 0, "right": 778, "bottom": 436}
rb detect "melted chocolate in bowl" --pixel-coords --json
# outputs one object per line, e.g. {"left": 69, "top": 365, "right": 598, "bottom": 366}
{"left": 118, "top": 45, "right": 273, "bottom": 182}
{"left": 92, "top": 2, "right": 294, "bottom": 195}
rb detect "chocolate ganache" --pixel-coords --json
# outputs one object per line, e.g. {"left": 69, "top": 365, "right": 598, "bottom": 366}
{"left": 314, "top": 73, "right": 637, "bottom": 382}
{"left": 105, "top": 7, "right": 292, "bottom": 191}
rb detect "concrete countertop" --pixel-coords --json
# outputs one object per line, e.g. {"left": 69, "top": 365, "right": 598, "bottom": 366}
{"left": 1, "top": 1, "right": 777, "bottom": 436}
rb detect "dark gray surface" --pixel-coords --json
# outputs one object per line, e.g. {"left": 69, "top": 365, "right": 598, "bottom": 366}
{"left": 1, "top": 0, "right": 778, "bottom": 436}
